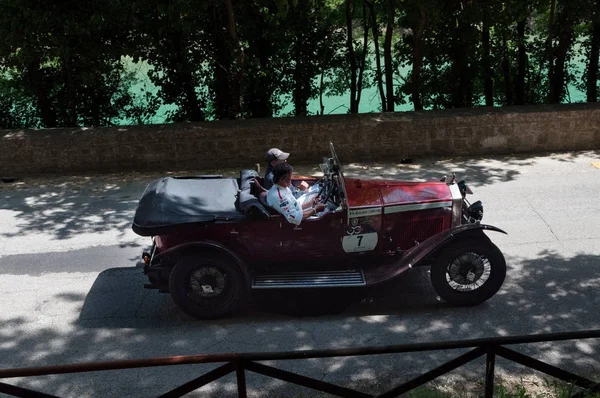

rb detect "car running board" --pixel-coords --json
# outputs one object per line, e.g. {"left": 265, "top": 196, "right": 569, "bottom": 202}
{"left": 252, "top": 269, "right": 366, "bottom": 289}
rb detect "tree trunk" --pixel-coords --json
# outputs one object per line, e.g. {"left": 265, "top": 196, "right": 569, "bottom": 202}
{"left": 250, "top": 41, "right": 273, "bottom": 118}
{"left": 290, "top": 2, "right": 311, "bottom": 117}
{"left": 411, "top": 7, "right": 427, "bottom": 111}
{"left": 293, "top": 53, "right": 309, "bottom": 117}
{"left": 547, "top": 0, "right": 556, "bottom": 98}
{"left": 515, "top": 20, "right": 526, "bottom": 105}
{"left": 346, "top": 0, "right": 358, "bottom": 113}
{"left": 450, "top": 8, "right": 473, "bottom": 108}
{"left": 210, "top": 2, "right": 233, "bottom": 120}
{"left": 384, "top": 0, "right": 395, "bottom": 112}
{"left": 366, "top": 0, "right": 386, "bottom": 111}
{"left": 550, "top": 30, "right": 574, "bottom": 103}
{"left": 172, "top": 31, "right": 204, "bottom": 121}
{"left": 549, "top": 3, "right": 576, "bottom": 103}
{"left": 182, "top": 61, "right": 204, "bottom": 121}
{"left": 319, "top": 68, "right": 325, "bottom": 115}
{"left": 64, "top": 54, "right": 78, "bottom": 127}
{"left": 247, "top": 6, "right": 274, "bottom": 118}
{"left": 502, "top": 34, "right": 513, "bottom": 105}
{"left": 356, "top": 1, "right": 369, "bottom": 110}
{"left": 587, "top": 0, "right": 600, "bottom": 102}
{"left": 26, "top": 59, "right": 57, "bottom": 127}
{"left": 482, "top": 10, "right": 493, "bottom": 107}
{"left": 224, "top": 0, "right": 244, "bottom": 118}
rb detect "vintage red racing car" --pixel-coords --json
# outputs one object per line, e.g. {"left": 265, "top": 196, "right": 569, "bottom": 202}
{"left": 132, "top": 143, "right": 507, "bottom": 319}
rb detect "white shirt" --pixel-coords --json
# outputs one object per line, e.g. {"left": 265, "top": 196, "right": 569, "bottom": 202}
{"left": 266, "top": 184, "right": 304, "bottom": 225}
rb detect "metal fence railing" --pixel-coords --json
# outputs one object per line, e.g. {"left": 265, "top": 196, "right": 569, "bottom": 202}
{"left": 1, "top": 329, "right": 599, "bottom": 398}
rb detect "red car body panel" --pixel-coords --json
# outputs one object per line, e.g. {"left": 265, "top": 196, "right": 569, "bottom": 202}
{"left": 343, "top": 177, "right": 454, "bottom": 252}
{"left": 344, "top": 178, "right": 452, "bottom": 207}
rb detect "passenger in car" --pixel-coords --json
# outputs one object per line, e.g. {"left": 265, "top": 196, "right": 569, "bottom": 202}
{"left": 266, "top": 163, "right": 326, "bottom": 225}
{"left": 263, "top": 148, "right": 290, "bottom": 190}
{"left": 261, "top": 148, "right": 312, "bottom": 198}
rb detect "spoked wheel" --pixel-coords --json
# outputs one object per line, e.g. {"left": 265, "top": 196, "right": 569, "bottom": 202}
{"left": 431, "top": 238, "right": 506, "bottom": 306}
{"left": 169, "top": 254, "right": 247, "bottom": 319}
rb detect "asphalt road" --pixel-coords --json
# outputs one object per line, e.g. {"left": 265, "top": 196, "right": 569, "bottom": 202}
{"left": 1, "top": 150, "right": 600, "bottom": 397}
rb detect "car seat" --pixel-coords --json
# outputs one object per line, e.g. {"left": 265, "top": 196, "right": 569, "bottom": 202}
{"left": 238, "top": 170, "right": 278, "bottom": 219}
{"left": 249, "top": 176, "right": 279, "bottom": 215}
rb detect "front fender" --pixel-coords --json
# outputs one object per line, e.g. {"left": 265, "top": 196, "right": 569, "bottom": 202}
{"left": 364, "top": 224, "right": 506, "bottom": 285}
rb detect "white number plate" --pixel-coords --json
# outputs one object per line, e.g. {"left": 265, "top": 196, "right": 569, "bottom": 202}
{"left": 342, "top": 232, "right": 378, "bottom": 253}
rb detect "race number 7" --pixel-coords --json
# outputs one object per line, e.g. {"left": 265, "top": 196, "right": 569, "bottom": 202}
{"left": 342, "top": 232, "right": 377, "bottom": 253}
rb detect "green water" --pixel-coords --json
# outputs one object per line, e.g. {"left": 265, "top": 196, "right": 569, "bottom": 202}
{"left": 122, "top": 57, "right": 410, "bottom": 125}
{"left": 120, "top": 52, "right": 588, "bottom": 125}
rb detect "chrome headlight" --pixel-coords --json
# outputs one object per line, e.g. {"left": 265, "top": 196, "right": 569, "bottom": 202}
{"left": 466, "top": 200, "right": 484, "bottom": 223}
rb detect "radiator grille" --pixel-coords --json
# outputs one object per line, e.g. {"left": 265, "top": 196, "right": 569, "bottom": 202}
{"left": 396, "top": 216, "right": 447, "bottom": 248}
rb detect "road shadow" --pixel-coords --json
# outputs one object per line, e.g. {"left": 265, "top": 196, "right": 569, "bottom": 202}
{"left": 1, "top": 251, "right": 597, "bottom": 397}
{"left": 73, "top": 264, "right": 441, "bottom": 329}
{"left": 0, "top": 177, "right": 149, "bottom": 243}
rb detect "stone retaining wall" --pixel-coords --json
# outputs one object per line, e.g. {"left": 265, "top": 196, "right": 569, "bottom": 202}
{"left": 1, "top": 103, "right": 599, "bottom": 176}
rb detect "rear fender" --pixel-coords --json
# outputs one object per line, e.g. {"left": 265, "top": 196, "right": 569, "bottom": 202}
{"left": 151, "top": 241, "right": 250, "bottom": 285}
{"left": 364, "top": 224, "right": 506, "bottom": 285}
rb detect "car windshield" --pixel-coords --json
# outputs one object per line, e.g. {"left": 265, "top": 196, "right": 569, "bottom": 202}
{"left": 329, "top": 142, "right": 348, "bottom": 205}
{"left": 329, "top": 142, "right": 342, "bottom": 171}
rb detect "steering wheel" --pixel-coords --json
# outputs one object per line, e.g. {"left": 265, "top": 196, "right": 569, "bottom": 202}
{"left": 316, "top": 177, "right": 329, "bottom": 203}
{"left": 318, "top": 176, "right": 338, "bottom": 205}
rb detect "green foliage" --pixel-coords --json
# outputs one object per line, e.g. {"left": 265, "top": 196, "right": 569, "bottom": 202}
{"left": 277, "top": 0, "right": 346, "bottom": 116}
{"left": 238, "top": 0, "right": 294, "bottom": 118}
{"left": 0, "top": 70, "right": 38, "bottom": 128}
{"left": 129, "top": 0, "right": 211, "bottom": 122}
{"left": 0, "top": 0, "right": 148, "bottom": 128}
{"left": 0, "top": 0, "right": 599, "bottom": 128}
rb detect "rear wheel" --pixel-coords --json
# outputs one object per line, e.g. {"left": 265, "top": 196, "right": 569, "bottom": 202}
{"left": 169, "top": 253, "right": 247, "bottom": 319}
{"left": 431, "top": 238, "right": 506, "bottom": 306}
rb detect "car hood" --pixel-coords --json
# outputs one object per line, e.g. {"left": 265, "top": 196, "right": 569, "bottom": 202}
{"left": 343, "top": 177, "right": 452, "bottom": 210}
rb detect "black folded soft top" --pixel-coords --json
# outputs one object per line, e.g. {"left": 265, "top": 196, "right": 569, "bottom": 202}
{"left": 132, "top": 176, "right": 245, "bottom": 236}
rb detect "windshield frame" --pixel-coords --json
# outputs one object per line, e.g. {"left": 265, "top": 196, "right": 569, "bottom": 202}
{"left": 329, "top": 142, "right": 348, "bottom": 212}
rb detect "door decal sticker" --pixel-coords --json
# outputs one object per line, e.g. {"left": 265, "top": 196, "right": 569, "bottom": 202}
{"left": 343, "top": 217, "right": 378, "bottom": 252}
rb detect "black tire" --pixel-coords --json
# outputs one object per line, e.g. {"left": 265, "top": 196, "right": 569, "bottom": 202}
{"left": 430, "top": 238, "right": 506, "bottom": 306}
{"left": 169, "top": 253, "right": 247, "bottom": 319}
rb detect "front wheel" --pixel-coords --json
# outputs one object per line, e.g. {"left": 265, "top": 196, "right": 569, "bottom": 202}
{"left": 169, "top": 253, "right": 247, "bottom": 319}
{"left": 430, "top": 238, "right": 506, "bottom": 306}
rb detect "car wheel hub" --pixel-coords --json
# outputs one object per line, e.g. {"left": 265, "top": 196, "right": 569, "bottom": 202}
{"left": 446, "top": 252, "right": 490, "bottom": 291}
{"left": 189, "top": 266, "right": 226, "bottom": 298}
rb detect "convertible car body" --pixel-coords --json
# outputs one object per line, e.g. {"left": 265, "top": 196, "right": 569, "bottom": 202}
{"left": 132, "top": 143, "right": 507, "bottom": 319}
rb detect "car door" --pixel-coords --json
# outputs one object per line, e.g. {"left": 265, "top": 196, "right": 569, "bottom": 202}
{"left": 230, "top": 215, "right": 285, "bottom": 262}
{"left": 279, "top": 211, "right": 346, "bottom": 262}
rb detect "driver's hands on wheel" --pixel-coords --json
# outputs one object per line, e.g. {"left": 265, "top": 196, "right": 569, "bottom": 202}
{"left": 313, "top": 203, "right": 326, "bottom": 214}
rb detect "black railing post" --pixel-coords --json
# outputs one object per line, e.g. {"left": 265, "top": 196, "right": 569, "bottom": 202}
{"left": 236, "top": 359, "right": 247, "bottom": 398}
{"left": 484, "top": 345, "right": 496, "bottom": 398}
{"left": 0, "top": 381, "right": 61, "bottom": 398}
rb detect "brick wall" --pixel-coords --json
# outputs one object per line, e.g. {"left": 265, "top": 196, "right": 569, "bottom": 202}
{"left": 2, "top": 103, "right": 600, "bottom": 176}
